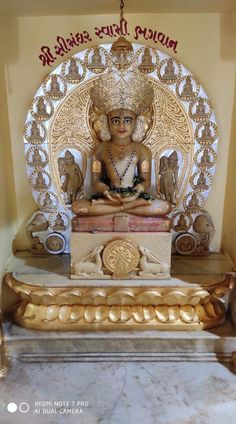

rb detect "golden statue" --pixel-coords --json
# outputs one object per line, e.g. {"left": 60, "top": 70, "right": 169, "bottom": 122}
{"left": 72, "top": 70, "right": 170, "bottom": 216}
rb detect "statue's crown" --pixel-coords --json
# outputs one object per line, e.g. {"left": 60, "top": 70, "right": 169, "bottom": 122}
{"left": 90, "top": 70, "right": 154, "bottom": 115}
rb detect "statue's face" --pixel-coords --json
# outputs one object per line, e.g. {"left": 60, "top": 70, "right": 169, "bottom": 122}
{"left": 107, "top": 109, "right": 137, "bottom": 140}
{"left": 65, "top": 155, "right": 74, "bottom": 164}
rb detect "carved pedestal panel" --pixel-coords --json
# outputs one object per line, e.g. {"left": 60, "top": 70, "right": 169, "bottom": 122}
{"left": 71, "top": 231, "right": 172, "bottom": 280}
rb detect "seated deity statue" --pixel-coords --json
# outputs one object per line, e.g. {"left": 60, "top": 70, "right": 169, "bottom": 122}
{"left": 188, "top": 193, "right": 199, "bottom": 208}
{"left": 89, "top": 48, "right": 103, "bottom": 69}
{"left": 67, "top": 58, "right": 80, "bottom": 79}
{"left": 72, "top": 70, "right": 171, "bottom": 217}
{"left": 43, "top": 193, "right": 54, "bottom": 208}
{"left": 196, "top": 171, "right": 208, "bottom": 189}
{"left": 163, "top": 59, "right": 176, "bottom": 79}
{"left": 36, "top": 97, "right": 49, "bottom": 118}
{"left": 53, "top": 213, "right": 65, "bottom": 230}
{"left": 200, "top": 149, "right": 212, "bottom": 165}
{"left": 139, "top": 48, "right": 154, "bottom": 72}
{"left": 182, "top": 76, "right": 194, "bottom": 96}
{"left": 34, "top": 171, "right": 47, "bottom": 189}
{"left": 175, "top": 213, "right": 188, "bottom": 231}
{"left": 28, "top": 122, "right": 42, "bottom": 142}
{"left": 195, "top": 99, "right": 206, "bottom": 117}
{"left": 200, "top": 123, "right": 213, "bottom": 142}
{"left": 48, "top": 75, "right": 62, "bottom": 96}
{"left": 31, "top": 148, "right": 44, "bottom": 166}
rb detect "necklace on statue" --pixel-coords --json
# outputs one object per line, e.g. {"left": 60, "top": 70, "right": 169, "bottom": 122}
{"left": 108, "top": 144, "right": 136, "bottom": 185}
{"left": 111, "top": 142, "right": 133, "bottom": 160}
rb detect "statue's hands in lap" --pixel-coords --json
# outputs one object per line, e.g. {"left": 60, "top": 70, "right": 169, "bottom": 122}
{"left": 103, "top": 190, "right": 121, "bottom": 203}
{"left": 104, "top": 190, "right": 141, "bottom": 203}
{"left": 120, "top": 193, "right": 139, "bottom": 203}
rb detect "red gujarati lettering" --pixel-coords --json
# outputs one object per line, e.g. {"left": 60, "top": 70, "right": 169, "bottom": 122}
{"left": 133, "top": 25, "right": 178, "bottom": 54}
{"left": 39, "top": 46, "right": 57, "bottom": 67}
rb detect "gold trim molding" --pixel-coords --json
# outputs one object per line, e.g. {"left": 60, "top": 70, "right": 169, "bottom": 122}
{"left": 4, "top": 273, "right": 234, "bottom": 331}
{"left": 0, "top": 319, "right": 8, "bottom": 377}
{"left": 13, "top": 302, "right": 225, "bottom": 331}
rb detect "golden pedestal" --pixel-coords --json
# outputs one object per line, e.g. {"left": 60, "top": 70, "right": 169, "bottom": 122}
{"left": 2, "top": 253, "right": 235, "bottom": 331}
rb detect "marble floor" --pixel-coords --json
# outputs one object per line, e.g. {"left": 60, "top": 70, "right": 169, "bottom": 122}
{"left": 0, "top": 361, "right": 236, "bottom": 424}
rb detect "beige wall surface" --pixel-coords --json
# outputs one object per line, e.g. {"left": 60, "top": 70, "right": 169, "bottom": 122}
{"left": 221, "top": 14, "right": 236, "bottom": 267}
{"left": 0, "top": 12, "right": 236, "bottom": 267}
{"left": 222, "top": 74, "right": 236, "bottom": 266}
{"left": 0, "top": 18, "right": 18, "bottom": 278}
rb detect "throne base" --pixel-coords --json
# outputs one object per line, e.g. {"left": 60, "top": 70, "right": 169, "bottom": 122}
{"left": 2, "top": 253, "right": 235, "bottom": 332}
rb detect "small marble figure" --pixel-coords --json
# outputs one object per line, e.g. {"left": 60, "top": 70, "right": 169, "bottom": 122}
{"left": 89, "top": 48, "right": 104, "bottom": 70}
{"left": 200, "top": 149, "right": 212, "bottom": 166}
{"left": 67, "top": 58, "right": 80, "bottom": 80}
{"left": 31, "top": 148, "right": 44, "bottom": 166}
{"left": 58, "top": 150, "right": 83, "bottom": 204}
{"left": 182, "top": 76, "right": 194, "bottom": 96}
{"left": 196, "top": 171, "right": 208, "bottom": 189}
{"left": 188, "top": 193, "right": 199, "bottom": 208}
{"left": 139, "top": 48, "right": 154, "bottom": 72}
{"left": 193, "top": 214, "right": 215, "bottom": 252}
{"left": 31, "top": 236, "right": 45, "bottom": 252}
{"left": 53, "top": 213, "right": 66, "bottom": 231}
{"left": 34, "top": 171, "right": 48, "bottom": 189}
{"left": 159, "top": 151, "right": 178, "bottom": 205}
{"left": 73, "top": 245, "right": 104, "bottom": 276}
{"left": 163, "top": 59, "right": 176, "bottom": 79}
{"left": 138, "top": 246, "right": 169, "bottom": 276}
{"left": 26, "top": 212, "right": 49, "bottom": 253}
{"left": 47, "top": 75, "right": 62, "bottom": 96}
{"left": 195, "top": 99, "right": 206, "bottom": 117}
{"left": 169, "top": 151, "right": 179, "bottom": 184}
{"left": 175, "top": 213, "right": 188, "bottom": 231}
{"left": 36, "top": 97, "right": 49, "bottom": 119}
{"left": 200, "top": 123, "right": 214, "bottom": 143}
{"left": 43, "top": 193, "right": 54, "bottom": 208}
{"left": 28, "top": 122, "right": 42, "bottom": 143}
{"left": 26, "top": 212, "right": 48, "bottom": 240}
